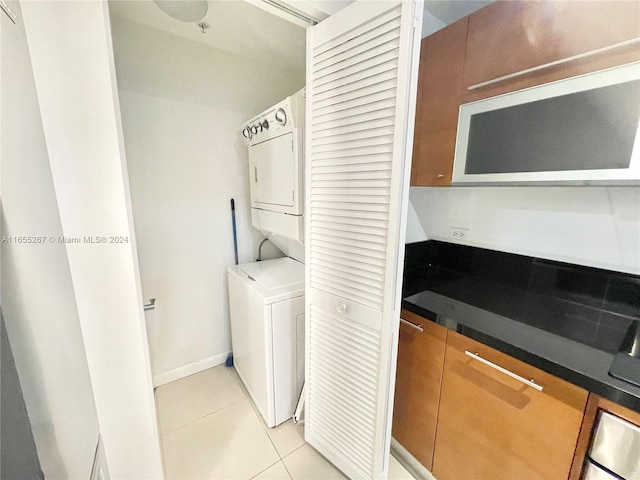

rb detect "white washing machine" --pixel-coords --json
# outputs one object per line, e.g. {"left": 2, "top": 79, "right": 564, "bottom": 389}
{"left": 227, "top": 257, "right": 305, "bottom": 427}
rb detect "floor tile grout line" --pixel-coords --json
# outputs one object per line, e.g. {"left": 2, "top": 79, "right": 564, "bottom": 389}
{"left": 156, "top": 366, "right": 297, "bottom": 479}
{"left": 280, "top": 456, "right": 294, "bottom": 480}
{"left": 229, "top": 365, "right": 308, "bottom": 462}
{"left": 282, "top": 443, "right": 307, "bottom": 461}
{"left": 262, "top": 421, "right": 283, "bottom": 460}
{"left": 159, "top": 396, "right": 247, "bottom": 437}
{"left": 233, "top": 372, "right": 306, "bottom": 464}
{"left": 157, "top": 366, "right": 248, "bottom": 436}
{"left": 229, "top": 367, "right": 273, "bottom": 432}
{"left": 248, "top": 459, "right": 285, "bottom": 480}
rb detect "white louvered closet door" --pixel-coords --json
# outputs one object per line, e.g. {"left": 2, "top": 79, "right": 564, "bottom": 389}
{"left": 304, "top": 2, "right": 423, "bottom": 479}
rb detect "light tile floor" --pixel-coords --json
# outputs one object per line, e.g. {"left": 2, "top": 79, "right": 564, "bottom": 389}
{"left": 155, "top": 365, "right": 416, "bottom": 480}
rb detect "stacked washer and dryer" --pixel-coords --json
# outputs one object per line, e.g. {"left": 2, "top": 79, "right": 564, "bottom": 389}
{"left": 227, "top": 89, "right": 305, "bottom": 428}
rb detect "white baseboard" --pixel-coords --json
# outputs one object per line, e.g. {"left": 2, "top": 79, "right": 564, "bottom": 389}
{"left": 152, "top": 351, "right": 231, "bottom": 388}
{"left": 390, "top": 437, "right": 437, "bottom": 480}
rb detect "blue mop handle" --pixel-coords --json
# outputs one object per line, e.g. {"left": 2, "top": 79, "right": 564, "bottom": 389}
{"left": 231, "top": 198, "right": 239, "bottom": 265}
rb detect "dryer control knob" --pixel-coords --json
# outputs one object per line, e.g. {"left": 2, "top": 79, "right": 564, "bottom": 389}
{"left": 275, "top": 108, "right": 287, "bottom": 125}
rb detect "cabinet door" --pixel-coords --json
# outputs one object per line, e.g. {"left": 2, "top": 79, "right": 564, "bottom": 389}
{"left": 411, "top": 17, "right": 468, "bottom": 186}
{"left": 392, "top": 310, "right": 447, "bottom": 470}
{"left": 433, "top": 331, "right": 588, "bottom": 480}
{"left": 462, "top": 0, "right": 640, "bottom": 103}
{"left": 305, "top": 1, "right": 422, "bottom": 478}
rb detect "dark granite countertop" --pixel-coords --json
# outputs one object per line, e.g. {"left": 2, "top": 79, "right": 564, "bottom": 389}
{"left": 402, "top": 240, "right": 640, "bottom": 413}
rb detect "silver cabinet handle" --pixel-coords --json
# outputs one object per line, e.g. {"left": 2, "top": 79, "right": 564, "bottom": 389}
{"left": 464, "top": 350, "right": 543, "bottom": 391}
{"left": 436, "top": 174, "right": 445, "bottom": 179}
{"left": 467, "top": 37, "right": 640, "bottom": 91}
{"left": 144, "top": 298, "right": 156, "bottom": 311}
{"left": 400, "top": 318, "right": 424, "bottom": 332}
{"left": 254, "top": 166, "right": 258, "bottom": 183}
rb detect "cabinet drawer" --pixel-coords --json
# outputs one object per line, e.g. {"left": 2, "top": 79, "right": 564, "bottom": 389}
{"left": 433, "top": 331, "right": 588, "bottom": 480}
{"left": 392, "top": 310, "right": 447, "bottom": 470}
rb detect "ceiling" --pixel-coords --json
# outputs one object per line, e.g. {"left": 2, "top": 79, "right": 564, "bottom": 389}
{"left": 108, "top": 1, "right": 494, "bottom": 70}
{"left": 108, "top": 1, "right": 307, "bottom": 69}
{"left": 424, "top": 0, "right": 494, "bottom": 25}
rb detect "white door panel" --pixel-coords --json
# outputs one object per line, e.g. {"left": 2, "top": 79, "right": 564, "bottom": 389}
{"left": 305, "top": 1, "right": 422, "bottom": 478}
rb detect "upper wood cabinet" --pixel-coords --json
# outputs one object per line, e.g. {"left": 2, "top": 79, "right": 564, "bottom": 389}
{"left": 410, "top": 0, "right": 640, "bottom": 186}
{"left": 432, "top": 331, "right": 588, "bottom": 480}
{"left": 462, "top": 0, "right": 640, "bottom": 103}
{"left": 392, "top": 310, "right": 447, "bottom": 470}
{"left": 410, "top": 17, "right": 468, "bottom": 187}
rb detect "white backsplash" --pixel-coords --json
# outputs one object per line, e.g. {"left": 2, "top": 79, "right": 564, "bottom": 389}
{"left": 408, "top": 186, "right": 640, "bottom": 275}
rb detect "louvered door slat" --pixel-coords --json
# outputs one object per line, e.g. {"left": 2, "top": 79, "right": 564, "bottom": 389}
{"left": 314, "top": 105, "right": 396, "bottom": 130}
{"left": 312, "top": 219, "right": 388, "bottom": 235}
{"left": 306, "top": 1, "right": 421, "bottom": 478}
{"left": 312, "top": 225, "right": 387, "bottom": 244}
{"left": 314, "top": 90, "right": 397, "bottom": 118}
{"left": 315, "top": 39, "right": 400, "bottom": 82}
{"left": 312, "top": 136, "right": 394, "bottom": 155}
{"left": 312, "top": 250, "right": 386, "bottom": 274}
{"left": 313, "top": 116, "right": 395, "bottom": 139}
{"left": 313, "top": 180, "right": 392, "bottom": 189}
{"left": 311, "top": 249, "right": 384, "bottom": 277}
{"left": 312, "top": 126, "right": 396, "bottom": 147}
{"left": 316, "top": 178, "right": 391, "bottom": 187}
{"left": 314, "top": 69, "right": 399, "bottom": 103}
{"left": 308, "top": 387, "right": 376, "bottom": 431}
{"left": 312, "top": 186, "right": 390, "bottom": 196}
{"left": 313, "top": 8, "right": 401, "bottom": 59}
{"left": 313, "top": 264, "right": 384, "bottom": 290}
{"left": 313, "top": 80, "right": 398, "bottom": 111}
{"left": 312, "top": 155, "right": 392, "bottom": 167}
{"left": 313, "top": 260, "right": 385, "bottom": 285}
{"left": 315, "top": 42, "right": 400, "bottom": 90}
{"left": 315, "top": 52, "right": 400, "bottom": 93}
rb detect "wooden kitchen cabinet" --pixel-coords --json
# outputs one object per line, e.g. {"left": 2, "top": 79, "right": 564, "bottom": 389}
{"left": 392, "top": 310, "right": 447, "bottom": 470}
{"left": 410, "top": 0, "right": 640, "bottom": 187}
{"left": 433, "top": 331, "right": 588, "bottom": 480}
{"left": 410, "top": 17, "right": 468, "bottom": 187}
{"left": 462, "top": 0, "right": 640, "bottom": 103}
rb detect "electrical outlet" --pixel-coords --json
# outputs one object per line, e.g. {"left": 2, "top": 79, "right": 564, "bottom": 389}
{"left": 449, "top": 227, "right": 469, "bottom": 241}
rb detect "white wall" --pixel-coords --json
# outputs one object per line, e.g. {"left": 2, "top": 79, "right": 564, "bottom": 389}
{"left": 421, "top": 8, "right": 446, "bottom": 37}
{"left": 409, "top": 186, "right": 640, "bottom": 274}
{"left": 21, "top": 2, "right": 163, "bottom": 478}
{"left": 110, "top": 16, "right": 304, "bottom": 384}
{"left": 1, "top": 1, "right": 100, "bottom": 478}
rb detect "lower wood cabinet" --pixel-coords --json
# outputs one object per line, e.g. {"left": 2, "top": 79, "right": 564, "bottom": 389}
{"left": 392, "top": 310, "right": 447, "bottom": 470}
{"left": 432, "top": 331, "right": 588, "bottom": 480}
